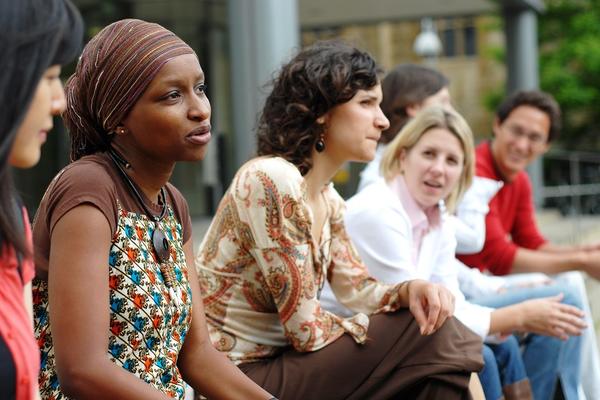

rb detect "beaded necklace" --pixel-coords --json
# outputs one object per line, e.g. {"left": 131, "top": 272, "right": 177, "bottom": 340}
{"left": 107, "top": 149, "right": 177, "bottom": 287}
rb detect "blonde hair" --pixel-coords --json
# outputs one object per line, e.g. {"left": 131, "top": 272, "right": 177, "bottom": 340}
{"left": 380, "top": 106, "right": 474, "bottom": 212}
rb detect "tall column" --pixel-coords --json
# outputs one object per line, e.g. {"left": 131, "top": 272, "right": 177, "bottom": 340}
{"left": 504, "top": 7, "right": 539, "bottom": 92}
{"left": 503, "top": 4, "right": 544, "bottom": 206}
{"left": 228, "top": 0, "right": 299, "bottom": 174}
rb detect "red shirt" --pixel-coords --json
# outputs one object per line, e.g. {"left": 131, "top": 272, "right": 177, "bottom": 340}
{"left": 458, "top": 141, "right": 547, "bottom": 275}
{"left": 0, "top": 208, "right": 38, "bottom": 400}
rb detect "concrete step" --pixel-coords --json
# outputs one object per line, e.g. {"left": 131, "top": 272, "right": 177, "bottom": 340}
{"left": 535, "top": 208, "right": 565, "bottom": 226}
{"left": 537, "top": 208, "right": 600, "bottom": 246}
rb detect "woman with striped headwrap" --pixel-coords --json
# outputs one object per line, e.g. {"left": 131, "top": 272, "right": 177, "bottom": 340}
{"left": 0, "top": 1, "right": 83, "bottom": 399}
{"left": 31, "top": 19, "right": 274, "bottom": 400}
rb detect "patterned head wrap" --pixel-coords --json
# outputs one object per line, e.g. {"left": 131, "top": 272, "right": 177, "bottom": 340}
{"left": 63, "top": 19, "right": 195, "bottom": 160}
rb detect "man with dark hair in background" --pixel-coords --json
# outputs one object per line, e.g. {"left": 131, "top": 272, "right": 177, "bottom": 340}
{"left": 458, "top": 90, "right": 600, "bottom": 399}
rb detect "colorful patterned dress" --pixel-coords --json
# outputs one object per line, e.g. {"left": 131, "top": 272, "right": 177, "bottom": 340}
{"left": 197, "top": 157, "right": 406, "bottom": 365}
{"left": 32, "top": 154, "right": 193, "bottom": 399}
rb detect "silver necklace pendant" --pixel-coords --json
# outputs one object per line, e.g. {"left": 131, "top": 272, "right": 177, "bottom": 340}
{"left": 107, "top": 149, "right": 176, "bottom": 288}
{"left": 152, "top": 224, "right": 171, "bottom": 263}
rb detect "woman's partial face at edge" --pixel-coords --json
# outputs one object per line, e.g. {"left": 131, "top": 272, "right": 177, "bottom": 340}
{"left": 9, "top": 65, "right": 66, "bottom": 169}
{"left": 321, "top": 83, "right": 390, "bottom": 164}
{"left": 407, "top": 86, "right": 454, "bottom": 118}
{"left": 119, "top": 53, "right": 212, "bottom": 164}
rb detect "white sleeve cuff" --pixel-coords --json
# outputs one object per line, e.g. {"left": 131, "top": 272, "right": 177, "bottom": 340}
{"left": 454, "top": 298, "right": 493, "bottom": 339}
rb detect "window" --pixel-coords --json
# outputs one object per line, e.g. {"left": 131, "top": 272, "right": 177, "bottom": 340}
{"left": 438, "top": 17, "right": 478, "bottom": 58}
{"left": 442, "top": 27, "right": 456, "bottom": 57}
{"left": 464, "top": 25, "right": 477, "bottom": 56}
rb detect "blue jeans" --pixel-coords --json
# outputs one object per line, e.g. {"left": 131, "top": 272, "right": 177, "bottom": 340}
{"left": 480, "top": 336, "right": 528, "bottom": 400}
{"left": 471, "top": 283, "right": 583, "bottom": 400}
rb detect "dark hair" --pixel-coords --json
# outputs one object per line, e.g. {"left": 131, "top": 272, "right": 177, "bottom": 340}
{"left": 379, "top": 64, "right": 449, "bottom": 144}
{"left": 256, "top": 40, "right": 382, "bottom": 175}
{"left": 0, "top": 0, "right": 83, "bottom": 255}
{"left": 496, "top": 90, "right": 561, "bottom": 142}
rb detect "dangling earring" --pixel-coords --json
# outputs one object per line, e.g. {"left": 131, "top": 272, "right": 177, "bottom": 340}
{"left": 315, "top": 134, "right": 325, "bottom": 152}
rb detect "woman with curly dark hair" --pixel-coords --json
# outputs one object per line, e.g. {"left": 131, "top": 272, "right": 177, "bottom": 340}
{"left": 196, "top": 40, "right": 483, "bottom": 399}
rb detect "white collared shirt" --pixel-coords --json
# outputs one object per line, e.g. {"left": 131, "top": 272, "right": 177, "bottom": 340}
{"left": 321, "top": 178, "right": 494, "bottom": 339}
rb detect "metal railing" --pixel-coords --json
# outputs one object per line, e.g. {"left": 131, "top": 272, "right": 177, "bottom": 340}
{"left": 541, "top": 150, "right": 600, "bottom": 216}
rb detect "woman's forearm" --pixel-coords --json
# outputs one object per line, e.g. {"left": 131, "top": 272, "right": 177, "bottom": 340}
{"left": 489, "top": 304, "right": 523, "bottom": 334}
{"left": 57, "top": 357, "right": 170, "bottom": 400}
{"left": 489, "top": 297, "right": 585, "bottom": 339}
{"left": 179, "top": 341, "right": 272, "bottom": 400}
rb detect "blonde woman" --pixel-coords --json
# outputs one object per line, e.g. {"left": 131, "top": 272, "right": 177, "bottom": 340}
{"left": 326, "top": 106, "right": 585, "bottom": 400}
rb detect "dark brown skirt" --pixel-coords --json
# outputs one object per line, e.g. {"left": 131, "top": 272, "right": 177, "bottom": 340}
{"left": 239, "top": 311, "right": 483, "bottom": 400}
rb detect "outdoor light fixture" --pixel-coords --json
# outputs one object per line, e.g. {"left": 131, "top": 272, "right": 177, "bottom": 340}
{"left": 413, "top": 17, "right": 442, "bottom": 61}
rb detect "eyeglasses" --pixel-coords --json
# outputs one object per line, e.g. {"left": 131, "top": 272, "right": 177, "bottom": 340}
{"left": 502, "top": 123, "right": 548, "bottom": 148}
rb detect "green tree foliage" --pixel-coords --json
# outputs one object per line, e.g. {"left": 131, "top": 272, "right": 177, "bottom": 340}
{"left": 539, "top": 0, "right": 600, "bottom": 149}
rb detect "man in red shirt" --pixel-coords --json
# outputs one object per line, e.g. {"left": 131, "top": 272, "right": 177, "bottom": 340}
{"left": 458, "top": 90, "right": 600, "bottom": 399}
{"left": 459, "top": 90, "right": 600, "bottom": 276}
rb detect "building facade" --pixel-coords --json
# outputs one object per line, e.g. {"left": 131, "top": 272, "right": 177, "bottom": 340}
{"left": 17, "top": 0, "right": 541, "bottom": 215}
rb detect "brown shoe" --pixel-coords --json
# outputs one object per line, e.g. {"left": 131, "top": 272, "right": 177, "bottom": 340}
{"left": 502, "top": 379, "right": 533, "bottom": 400}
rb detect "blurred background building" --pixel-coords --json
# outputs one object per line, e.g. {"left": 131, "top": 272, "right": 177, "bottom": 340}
{"left": 18, "top": 0, "right": 600, "bottom": 220}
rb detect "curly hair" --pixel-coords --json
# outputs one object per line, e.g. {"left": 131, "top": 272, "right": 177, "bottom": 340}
{"left": 256, "top": 40, "right": 382, "bottom": 175}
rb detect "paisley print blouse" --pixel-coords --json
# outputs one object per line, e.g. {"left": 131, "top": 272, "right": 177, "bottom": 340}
{"left": 197, "top": 157, "right": 405, "bottom": 364}
{"left": 32, "top": 154, "right": 193, "bottom": 399}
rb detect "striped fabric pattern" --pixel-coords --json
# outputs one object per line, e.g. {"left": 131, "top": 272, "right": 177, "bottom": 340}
{"left": 63, "top": 19, "right": 195, "bottom": 159}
